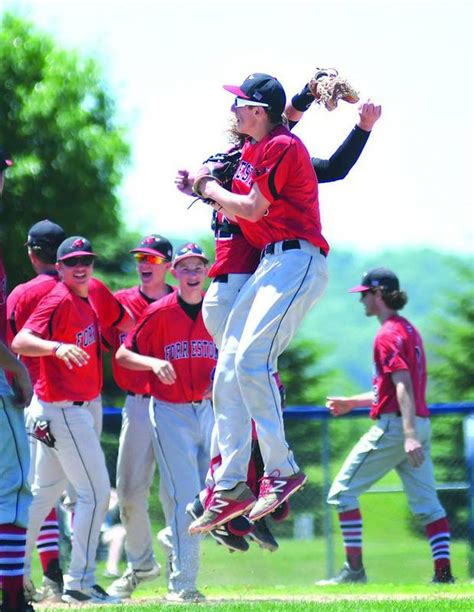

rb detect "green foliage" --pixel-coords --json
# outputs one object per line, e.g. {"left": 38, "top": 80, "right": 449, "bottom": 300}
{"left": 0, "top": 12, "right": 130, "bottom": 289}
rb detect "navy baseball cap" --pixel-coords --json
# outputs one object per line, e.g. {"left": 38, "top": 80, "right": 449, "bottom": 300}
{"left": 57, "top": 236, "right": 97, "bottom": 261}
{"left": 224, "top": 73, "right": 286, "bottom": 116}
{"left": 25, "top": 220, "right": 66, "bottom": 249}
{"left": 0, "top": 148, "right": 13, "bottom": 171}
{"left": 129, "top": 234, "right": 173, "bottom": 261}
{"left": 349, "top": 267, "right": 400, "bottom": 293}
{"left": 173, "top": 242, "right": 209, "bottom": 267}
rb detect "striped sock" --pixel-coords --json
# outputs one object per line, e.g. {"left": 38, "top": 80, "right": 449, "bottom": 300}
{"left": 338, "top": 509, "right": 363, "bottom": 570}
{"left": 426, "top": 517, "right": 452, "bottom": 575}
{"left": 0, "top": 523, "right": 27, "bottom": 610}
{"left": 37, "top": 508, "right": 61, "bottom": 578}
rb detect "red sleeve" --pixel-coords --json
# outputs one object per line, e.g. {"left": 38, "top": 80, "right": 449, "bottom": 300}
{"left": 252, "top": 136, "right": 294, "bottom": 203}
{"left": 22, "top": 292, "right": 66, "bottom": 340}
{"left": 89, "top": 279, "right": 128, "bottom": 328}
{"left": 376, "top": 332, "right": 409, "bottom": 374}
{"left": 124, "top": 305, "right": 160, "bottom": 357}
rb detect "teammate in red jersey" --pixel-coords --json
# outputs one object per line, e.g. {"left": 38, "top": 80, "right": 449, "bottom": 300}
{"left": 316, "top": 268, "right": 454, "bottom": 585}
{"left": 12, "top": 236, "right": 133, "bottom": 605}
{"left": 7, "top": 219, "right": 66, "bottom": 603}
{"left": 116, "top": 243, "right": 215, "bottom": 603}
{"left": 106, "top": 234, "right": 174, "bottom": 599}
{"left": 0, "top": 148, "right": 35, "bottom": 612}
{"left": 189, "top": 73, "right": 329, "bottom": 534}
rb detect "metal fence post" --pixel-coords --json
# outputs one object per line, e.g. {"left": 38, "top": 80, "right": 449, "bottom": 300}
{"left": 321, "top": 417, "right": 334, "bottom": 578}
{"left": 463, "top": 414, "right": 474, "bottom": 578}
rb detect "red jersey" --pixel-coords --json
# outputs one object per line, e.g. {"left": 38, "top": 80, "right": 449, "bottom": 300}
{"left": 124, "top": 291, "right": 217, "bottom": 404}
{"left": 371, "top": 315, "right": 430, "bottom": 419}
{"left": 208, "top": 212, "right": 261, "bottom": 277}
{"left": 7, "top": 272, "right": 59, "bottom": 384}
{"left": 23, "top": 279, "right": 127, "bottom": 402}
{"left": 233, "top": 125, "right": 329, "bottom": 252}
{"left": 108, "top": 285, "right": 173, "bottom": 395}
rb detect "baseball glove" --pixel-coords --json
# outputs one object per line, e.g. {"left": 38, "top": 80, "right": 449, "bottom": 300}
{"left": 309, "top": 67, "right": 360, "bottom": 111}
{"left": 192, "top": 148, "right": 242, "bottom": 198}
{"left": 30, "top": 419, "right": 57, "bottom": 449}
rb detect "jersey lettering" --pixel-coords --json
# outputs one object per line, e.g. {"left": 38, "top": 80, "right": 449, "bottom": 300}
{"left": 76, "top": 323, "right": 97, "bottom": 348}
{"left": 234, "top": 160, "right": 253, "bottom": 185}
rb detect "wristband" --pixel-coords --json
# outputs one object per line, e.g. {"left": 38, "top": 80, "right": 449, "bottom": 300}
{"left": 291, "top": 83, "right": 314, "bottom": 112}
{"left": 53, "top": 342, "right": 63, "bottom": 356}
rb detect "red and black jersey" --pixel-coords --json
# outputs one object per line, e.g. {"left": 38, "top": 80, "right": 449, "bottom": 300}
{"left": 208, "top": 212, "right": 261, "bottom": 277}
{"left": 233, "top": 125, "right": 329, "bottom": 253}
{"left": 22, "top": 279, "right": 127, "bottom": 402}
{"left": 7, "top": 273, "right": 59, "bottom": 384}
{"left": 124, "top": 291, "right": 217, "bottom": 404}
{"left": 371, "top": 315, "right": 430, "bottom": 419}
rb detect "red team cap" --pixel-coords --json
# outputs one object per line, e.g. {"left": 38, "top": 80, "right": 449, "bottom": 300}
{"left": 223, "top": 73, "right": 286, "bottom": 115}
{"left": 0, "top": 148, "right": 13, "bottom": 170}
{"left": 348, "top": 267, "right": 400, "bottom": 293}
{"left": 57, "top": 236, "right": 97, "bottom": 261}
{"left": 129, "top": 234, "right": 173, "bottom": 261}
{"left": 172, "top": 243, "right": 209, "bottom": 267}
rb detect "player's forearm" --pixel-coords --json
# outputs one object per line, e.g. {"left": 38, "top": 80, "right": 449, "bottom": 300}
{"left": 204, "top": 182, "right": 268, "bottom": 222}
{"left": 313, "top": 126, "right": 370, "bottom": 184}
{"left": 11, "top": 329, "right": 61, "bottom": 357}
{"left": 115, "top": 345, "right": 157, "bottom": 371}
{"left": 392, "top": 371, "right": 417, "bottom": 438}
{"left": 346, "top": 392, "right": 374, "bottom": 409}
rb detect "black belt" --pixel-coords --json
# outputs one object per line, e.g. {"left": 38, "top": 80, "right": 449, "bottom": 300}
{"left": 376, "top": 411, "right": 401, "bottom": 419}
{"left": 262, "top": 239, "right": 327, "bottom": 258}
{"left": 127, "top": 392, "right": 151, "bottom": 398}
{"left": 213, "top": 274, "right": 228, "bottom": 283}
{"left": 73, "top": 401, "right": 84, "bottom": 406}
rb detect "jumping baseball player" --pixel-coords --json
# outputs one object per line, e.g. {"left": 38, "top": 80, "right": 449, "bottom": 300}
{"left": 116, "top": 243, "right": 215, "bottom": 603}
{"left": 7, "top": 220, "right": 65, "bottom": 603}
{"left": 12, "top": 236, "right": 133, "bottom": 605}
{"left": 0, "top": 149, "right": 35, "bottom": 612}
{"left": 106, "top": 234, "right": 174, "bottom": 599}
{"left": 189, "top": 73, "right": 329, "bottom": 533}
{"left": 177, "top": 92, "right": 382, "bottom": 549}
{"left": 316, "top": 268, "right": 454, "bottom": 585}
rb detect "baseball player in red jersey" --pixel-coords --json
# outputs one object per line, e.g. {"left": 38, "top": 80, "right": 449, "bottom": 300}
{"left": 106, "top": 235, "right": 174, "bottom": 599}
{"left": 12, "top": 236, "right": 133, "bottom": 605}
{"left": 116, "top": 243, "right": 215, "bottom": 603}
{"left": 316, "top": 268, "right": 454, "bottom": 585}
{"left": 7, "top": 220, "right": 66, "bottom": 603}
{"left": 0, "top": 149, "right": 35, "bottom": 612}
{"left": 189, "top": 73, "right": 329, "bottom": 534}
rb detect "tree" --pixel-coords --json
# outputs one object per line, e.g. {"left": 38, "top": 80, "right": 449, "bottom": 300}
{"left": 0, "top": 13, "right": 130, "bottom": 289}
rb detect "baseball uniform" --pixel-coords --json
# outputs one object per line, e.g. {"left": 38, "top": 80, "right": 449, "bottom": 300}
{"left": 19, "top": 277, "right": 128, "bottom": 594}
{"left": 124, "top": 290, "right": 215, "bottom": 595}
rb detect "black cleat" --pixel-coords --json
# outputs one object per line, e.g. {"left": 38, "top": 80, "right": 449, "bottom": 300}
{"left": 249, "top": 518, "right": 279, "bottom": 552}
{"left": 210, "top": 524, "right": 249, "bottom": 553}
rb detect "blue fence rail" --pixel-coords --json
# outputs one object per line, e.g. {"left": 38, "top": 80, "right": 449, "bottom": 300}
{"left": 103, "top": 401, "right": 474, "bottom": 578}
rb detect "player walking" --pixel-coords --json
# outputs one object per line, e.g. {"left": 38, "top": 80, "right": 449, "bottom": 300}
{"left": 7, "top": 220, "right": 66, "bottom": 603}
{"left": 316, "top": 268, "right": 454, "bottom": 584}
{"left": 116, "top": 243, "right": 215, "bottom": 603}
{"left": 106, "top": 235, "right": 174, "bottom": 599}
{"left": 0, "top": 149, "right": 35, "bottom": 612}
{"left": 12, "top": 236, "right": 133, "bottom": 605}
{"left": 189, "top": 73, "right": 329, "bottom": 533}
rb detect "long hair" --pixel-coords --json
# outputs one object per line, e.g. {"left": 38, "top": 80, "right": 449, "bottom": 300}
{"left": 381, "top": 290, "right": 408, "bottom": 311}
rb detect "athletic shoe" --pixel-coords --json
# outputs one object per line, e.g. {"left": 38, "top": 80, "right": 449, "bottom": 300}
{"left": 188, "top": 483, "right": 256, "bottom": 535}
{"left": 24, "top": 578, "right": 41, "bottom": 603}
{"left": 34, "top": 575, "right": 63, "bottom": 602}
{"left": 210, "top": 524, "right": 250, "bottom": 553}
{"left": 106, "top": 563, "right": 161, "bottom": 598}
{"left": 249, "top": 472, "right": 307, "bottom": 522}
{"left": 165, "top": 589, "right": 205, "bottom": 603}
{"left": 62, "top": 584, "right": 121, "bottom": 604}
{"left": 315, "top": 562, "right": 368, "bottom": 585}
{"left": 185, "top": 496, "right": 204, "bottom": 520}
{"left": 432, "top": 568, "right": 456, "bottom": 583}
{"left": 271, "top": 500, "right": 290, "bottom": 522}
{"left": 248, "top": 518, "right": 279, "bottom": 552}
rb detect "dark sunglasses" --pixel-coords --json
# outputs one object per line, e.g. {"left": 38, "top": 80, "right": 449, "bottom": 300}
{"left": 61, "top": 255, "right": 95, "bottom": 267}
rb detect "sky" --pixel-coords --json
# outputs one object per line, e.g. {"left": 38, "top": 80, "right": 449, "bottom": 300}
{"left": 4, "top": 0, "right": 474, "bottom": 255}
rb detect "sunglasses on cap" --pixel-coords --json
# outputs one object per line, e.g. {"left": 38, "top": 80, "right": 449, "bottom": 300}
{"left": 234, "top": 97, "right": 269, "bottom": 108}
{"left": 133, "top": 253, "right": 167, "bottom": 265}
{"left": 61, "top": 256, "right": 95, "bottom": 267}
